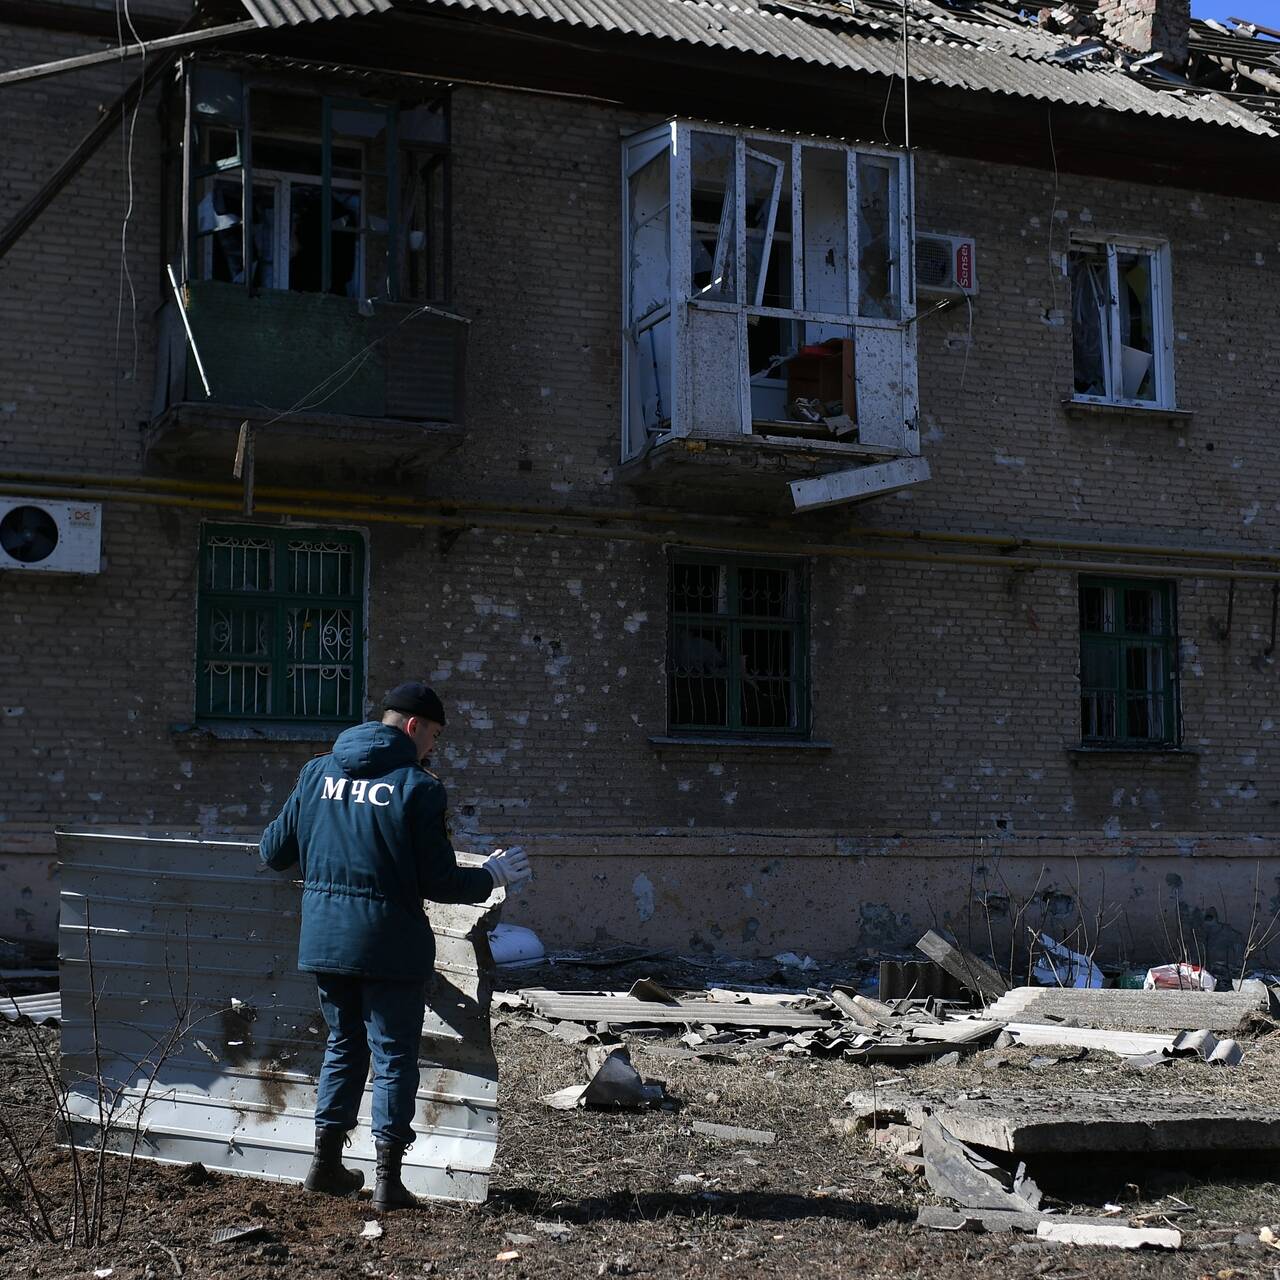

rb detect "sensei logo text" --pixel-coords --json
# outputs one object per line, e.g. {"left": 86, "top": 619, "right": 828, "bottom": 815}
{"left": 322, "top": 777, "right": 394, "bottom": 806}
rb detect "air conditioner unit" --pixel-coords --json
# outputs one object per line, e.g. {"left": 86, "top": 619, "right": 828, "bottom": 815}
{"left": 916, "top": 233, "right": 978, "bottom": 296}
{"left": 0, "top": 498, "right": 102, "bottom": 574}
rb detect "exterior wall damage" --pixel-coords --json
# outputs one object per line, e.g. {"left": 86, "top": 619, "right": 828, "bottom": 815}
{"left": 2, "top": 0, "right": 1279, "bottom": 973}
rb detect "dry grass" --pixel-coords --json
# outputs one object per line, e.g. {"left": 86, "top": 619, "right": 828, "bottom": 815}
{"left": 1, "top": 989, "right": 1278, "bottom": 1279}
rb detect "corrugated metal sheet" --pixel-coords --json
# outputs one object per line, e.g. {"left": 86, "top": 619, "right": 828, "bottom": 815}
{"left": 0, "top": 992, "right": 62, "bottom": 1026}
{"left": 241, "top": 0, "right": 393, "bottom": 29}
{"left": 56, "top": 831, "right": 502, "bottom": 1203}
{"left": 408, "top": 0, "right": 1276, "bottom": 135}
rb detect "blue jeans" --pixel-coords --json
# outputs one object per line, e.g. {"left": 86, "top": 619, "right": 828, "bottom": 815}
{"left": 313, "top": 974, "right": 427, "bottom": 1147}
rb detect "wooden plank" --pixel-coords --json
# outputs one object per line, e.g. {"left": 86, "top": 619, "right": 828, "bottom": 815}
{"left": 915, "top": 929, "right": 1010, "bottom": 1000}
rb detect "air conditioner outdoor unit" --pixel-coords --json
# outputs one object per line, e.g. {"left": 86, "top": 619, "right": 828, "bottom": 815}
{"left": 916, "top": 233, "right": 977, "bottom": 296}
{"left": 0, "top": 498, "right": 102, "bottom": 574}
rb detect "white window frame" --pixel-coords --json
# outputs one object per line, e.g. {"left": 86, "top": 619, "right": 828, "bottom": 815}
{"left": 621, "top": 121, "right": 916, "bottom": 463}
{"left": 1069, "top": 234, "right": 1175, "bottom": 411}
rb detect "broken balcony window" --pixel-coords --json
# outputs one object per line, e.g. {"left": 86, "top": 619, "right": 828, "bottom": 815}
{"left": 171, "top": 64, "right": 450, "bottom": 304}
{"left": 1078, "top": 578, "right": 1177, "bottom": 747}
{"left": 621, "top": 122, "right": 915, "bottom": 462}
{"left": 1070, "top": 240, "right": 1171, "bottom": 406}
{"left": 667, "top": 556, "right": 807, "bottom": 736}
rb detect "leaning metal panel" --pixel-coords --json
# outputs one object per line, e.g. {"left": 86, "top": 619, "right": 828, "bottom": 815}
{"left": 56, "top": 830, "right": 502, "bottom": 1203}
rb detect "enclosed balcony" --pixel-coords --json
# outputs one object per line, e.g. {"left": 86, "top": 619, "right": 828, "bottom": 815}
{"left": 617, "top": 121, "right": 930, "bottom": 514}
{"left": 147, "top": 62, "right": 463, "bottom": 483}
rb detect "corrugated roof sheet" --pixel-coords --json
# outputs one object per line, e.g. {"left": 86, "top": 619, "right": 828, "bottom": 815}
{"left": 233, "top": 0, "right": 1278, "bottom": 136}
{"left": 241, "top": 0, "right": 392, "bottom": 28}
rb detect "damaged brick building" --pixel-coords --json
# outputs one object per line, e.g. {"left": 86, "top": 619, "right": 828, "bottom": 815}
{"left": 2, "top": 0, "right": 1279, "bottom": 970}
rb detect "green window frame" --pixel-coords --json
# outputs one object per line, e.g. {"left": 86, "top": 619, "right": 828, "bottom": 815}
{"left": 1079, "top": 577, "right": 1178, "bottom": 748}
{"left": 196, "top": 524, "right": 365, "bottom": 724}
{"left": 667, "top": 553, "right": 809, "bottom": 736}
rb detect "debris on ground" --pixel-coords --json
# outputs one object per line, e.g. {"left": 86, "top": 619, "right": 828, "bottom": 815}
{"left": 542, "top": 1043, "right": 670, "bottom": 1110}
{"left": 1035, "top": 1221, "right": 1182, "bottom": 1249}
{"left": 1145, "top": 962, "right": 1216, "bottom": 991}
{"left": 921, "top": 1116, "right": 1041, "bottom": 1212}
{"left": 690, "top": 1120, "right": 776, "bottom": 1146}
{"left": 1031, "top": 932, "right": 1104, "bottom": 989}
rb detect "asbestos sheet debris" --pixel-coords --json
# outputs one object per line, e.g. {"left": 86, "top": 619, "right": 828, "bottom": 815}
{"left": 518, "top": 988, "right": 829, "bottom": 1029}
{"left": 0, "top": 991, "right": 62, "bottom": 1026}
{"left": 916, "top": 1206, "right": 1130, "bottom": 1234}
{"left": 542, "top": 1045, "right": 669, "bottom": 1111}
{"left": 921, "top": 1117, "right": 1042, "bottom": 1212}
{"left": 1036, "top": 1221, "right": 1181, "bottom": 1249}
{"left": 915, "top": 930, "right": 1010, "bottom": 1001}
{"left": 691, "top": 1121, "right": 776, "bottom": 1146}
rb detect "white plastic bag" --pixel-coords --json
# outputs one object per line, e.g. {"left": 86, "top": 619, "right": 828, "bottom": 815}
{"left": 1143, "top": 962, "right": 1215, "bottom": 991}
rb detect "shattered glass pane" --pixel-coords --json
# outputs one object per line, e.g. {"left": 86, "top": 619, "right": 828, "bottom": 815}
{"left": 690, "top": 131, "right": 737, "bottom": 303}
{"left": 1070, "top": 250, "right": 1109, "bottom": 398}
{"left": 629, "top": 150, "right": 670, "bottom": 325}
{"left": 1116, "top": 251, "right": 1156, "bottom": 401}
{"left": 745, "top": 148, "right": 783, "bottom": 307}
{"left": 856, "top": 156, "right": 897, "bottom": 320}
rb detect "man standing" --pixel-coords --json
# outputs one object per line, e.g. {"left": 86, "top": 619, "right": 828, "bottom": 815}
{"left": 259, "top": 681, "right": 531, "bottom": 1210}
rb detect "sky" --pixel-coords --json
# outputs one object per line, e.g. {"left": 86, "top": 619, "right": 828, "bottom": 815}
{"left": 1191, "top": 0, "right": 1280, "bottom": 29}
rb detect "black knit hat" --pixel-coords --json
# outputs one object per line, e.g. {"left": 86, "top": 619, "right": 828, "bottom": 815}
{"left": 384, "top": 681, "right": 446, "bottom": 726}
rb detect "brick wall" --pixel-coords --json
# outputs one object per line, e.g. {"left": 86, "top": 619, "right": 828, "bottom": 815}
{"left": 2, "top": 44, "right": 1278, "bottom": 963}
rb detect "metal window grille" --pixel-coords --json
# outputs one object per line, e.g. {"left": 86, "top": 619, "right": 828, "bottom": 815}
{"left": 1079, "top": 577, "right": 1178, "bottom": 747}
{"left": 667, "top": 555, "right": 808, "bottom": 735}
{"left": 197, "top": 524, "right": 364, "bottom": 723}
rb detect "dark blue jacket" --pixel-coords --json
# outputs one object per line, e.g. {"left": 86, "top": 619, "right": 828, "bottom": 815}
{"left": 259, "top": 722, "right": 495, "bottom": 981}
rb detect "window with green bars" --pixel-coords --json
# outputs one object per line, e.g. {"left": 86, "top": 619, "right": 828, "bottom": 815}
{"left": 196, "top": 524, "right": 365, "bottom": 723}
{"left": 667, "top": 555, "right": 808, "bottom": 736}
{"left": 1079, "top": 577, "right": 1178, "bottom": 747}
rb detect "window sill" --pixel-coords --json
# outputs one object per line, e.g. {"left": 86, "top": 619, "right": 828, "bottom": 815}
{"left": 1067, "top": 746, "right": 1199, "bottom": 769}
{"left": 649, "top": 735, "right": 833, "bottom": 753}
{"left": 1062, "top": 398, "right": 1192, "bottom": 427}
{"left": 172, "top": 721, "right": 351, "bottom": 743}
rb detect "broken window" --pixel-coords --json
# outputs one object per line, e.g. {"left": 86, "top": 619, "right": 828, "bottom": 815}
{"left": 196, "top": 524, "right": 365, "bottom": 724}
{"left": 1070, "top": 240, "right": 1172, "bottom": 407}
{"left": 622, "top": 122, "right": 914, "bottom": 460}
{"left": 172, "top": 64, "right": 449, "bottom": 302}
{"left": 1079, "top": 578, "right": 1177, "bottom": 747}
{"left": 667, "top": 555, "right": 808, "bottom": 736}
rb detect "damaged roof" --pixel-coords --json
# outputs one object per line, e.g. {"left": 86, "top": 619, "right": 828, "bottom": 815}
{"left": 236, "top": 0, "right": 1278, "bottom": 136}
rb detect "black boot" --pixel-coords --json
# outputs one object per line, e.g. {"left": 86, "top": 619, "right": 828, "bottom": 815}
{"left": 372, "top": 1139, "right": 418, "bottom": 1211}
{"left": 303, "top": 1127, "right": 364, "bottom": 1196}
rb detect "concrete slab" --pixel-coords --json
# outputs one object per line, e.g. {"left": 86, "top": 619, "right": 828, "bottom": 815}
{"left": 984, "top": 986, "right": 1266, "bottom": 1033}
{"left": 842, "top": 1087, "right": 1280, "bottom": 1154}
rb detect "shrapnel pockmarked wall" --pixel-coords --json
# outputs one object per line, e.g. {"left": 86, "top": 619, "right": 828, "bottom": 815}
{"left": 2, "top": 20, "right": 1278, "bottom": 968}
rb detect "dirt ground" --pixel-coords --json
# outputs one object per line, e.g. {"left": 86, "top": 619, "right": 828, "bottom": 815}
{"left": 3, "top": 962, "right": 1280, "bottom": 1279}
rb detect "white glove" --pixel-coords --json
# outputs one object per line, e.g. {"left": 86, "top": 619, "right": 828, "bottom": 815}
{"left": 483, "top": 845, "right": 531, "bottom": 889}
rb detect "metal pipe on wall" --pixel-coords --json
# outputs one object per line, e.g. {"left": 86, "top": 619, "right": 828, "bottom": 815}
{"left": 4, "top": 478, "right": 1280, "bottom": 583}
